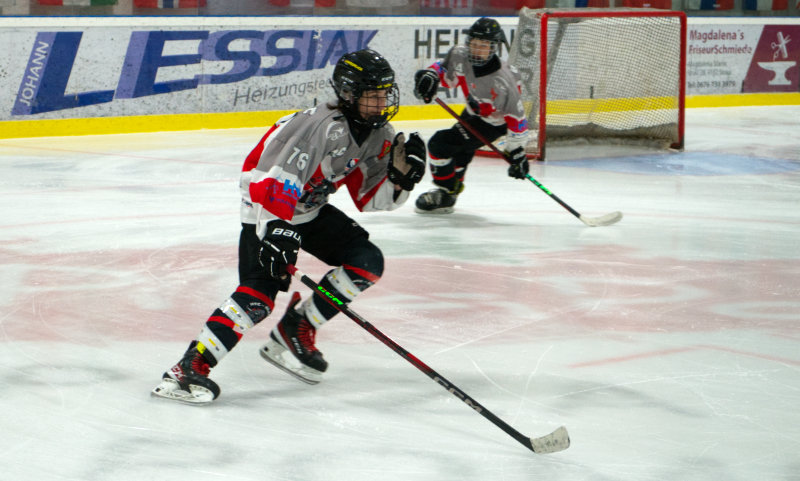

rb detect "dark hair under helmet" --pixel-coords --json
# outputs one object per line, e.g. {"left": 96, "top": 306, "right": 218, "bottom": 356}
{"left": 331, "top": 49, "right": 399, "bottom": 129}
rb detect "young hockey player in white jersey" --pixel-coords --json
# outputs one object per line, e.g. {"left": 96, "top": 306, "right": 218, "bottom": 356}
{"left": 152, "top": 49, "right": 426, "bottom": 404}
{"left": 413, "top": 17, "right": 530, "bottom": 214}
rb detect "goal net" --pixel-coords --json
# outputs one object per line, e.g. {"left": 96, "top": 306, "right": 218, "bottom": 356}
{"left": 501, "top": 8, "right": 686, "bottom": 161}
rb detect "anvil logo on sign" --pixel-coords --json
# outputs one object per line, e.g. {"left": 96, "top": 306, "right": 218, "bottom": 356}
{"left": 757, "top": 31, "right": 795, "bottom": 86}
{"left": 742, "top": 26, "right": 799, "bottom": 93}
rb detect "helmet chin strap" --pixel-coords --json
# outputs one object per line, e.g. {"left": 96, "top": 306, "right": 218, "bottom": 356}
{"left": 470, "top": 54, "right": 501, "bottom": 77}
{"left": 366, "top": 115, "right": 389, "bottom": 129}
{"left": 469, "top": 56, "right": 492, "bottom": 67}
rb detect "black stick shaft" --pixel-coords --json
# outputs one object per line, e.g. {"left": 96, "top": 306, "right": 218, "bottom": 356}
{"left": 287, "top": 266, "right": 539, "bottom": 452}
{"left": 434, "top": 97, "right": 585, "bottom": 220}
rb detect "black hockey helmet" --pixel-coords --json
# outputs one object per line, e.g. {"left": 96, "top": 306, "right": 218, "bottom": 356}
{"left": 465, "top": 17, "right": 507, "bottom": 66}
{"left": 331, "top": 49, "right": 399, "bottom": 129}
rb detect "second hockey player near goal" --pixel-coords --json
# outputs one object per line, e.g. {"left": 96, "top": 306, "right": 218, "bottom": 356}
{"left": 414, "top": 17, "right": 530, "bottom": 214}
{"left": 152, "top": 49, "right": 427, "bottom": 404}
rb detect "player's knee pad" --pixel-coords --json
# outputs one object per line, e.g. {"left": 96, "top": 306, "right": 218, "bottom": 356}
{"left": 200, "top": 288, "right": 275, "bottom": 361}
{"left": 304, "top": 263, "right": 381, "bottom": 327}
{"left": 303, "top": 241, "right": 383, "bottom": 326}
{"left": 428, "top": 131, "right": 455, "bottom": 161}
{"left": 429, "top": 154, "right": 453, "bottom": 168}
{"left": 340, "top": 238, "right": 384, "bottom": 288}
{"left": 429, "top": 156, "right": 453, "bottom": 186}
{"left": 229, "top": 288, "right": 274, "bottom": 326}
{"left": 429, "top": 157, "right": 460, "bottom": 192}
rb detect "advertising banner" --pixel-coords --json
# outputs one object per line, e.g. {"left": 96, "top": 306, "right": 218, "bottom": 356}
{"left": 687, "top": 22, "right": 800, "bottom": 94}
{"left": 1, "top": 16, "right": 799, "bottom": 126}
{"left": 1, "top": 16, "right": 512, "bottom": 122}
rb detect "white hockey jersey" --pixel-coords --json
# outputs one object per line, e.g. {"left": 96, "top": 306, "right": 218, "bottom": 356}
{"left": 430, "top": 45, "right": 529, "bottom": 143}
{"left": 240, "top": 104, "right": 408, "bottom": 239}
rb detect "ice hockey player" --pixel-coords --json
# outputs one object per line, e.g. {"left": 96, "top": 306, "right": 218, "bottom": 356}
{"left": 152, "top": 49, "right": 427, "bottom": 404}
{"left": 413, "top": 17, "right": 530, "bottom": 214}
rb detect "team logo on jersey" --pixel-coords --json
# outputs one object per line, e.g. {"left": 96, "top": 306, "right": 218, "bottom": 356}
{"left": 378, "top": 140, "right": 391, "bottom": 159}
{"left": 346, "top": 158, "right": 359, "bottom": 170}
{"left": 251, "top": 167, "right": 302, "bottom": 219}
{"left": 330, "top": 146, "right": 347, "bottom": 158}
{"left": 326, "top": 122, "right": 346, "bottom": 141}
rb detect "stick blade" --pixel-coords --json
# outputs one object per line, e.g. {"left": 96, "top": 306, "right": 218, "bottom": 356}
{"left": 579, "top": 211, "right": 623, "bottom": 227}
{"left": 529, "top": 426, "right": 571, "bottom": 454}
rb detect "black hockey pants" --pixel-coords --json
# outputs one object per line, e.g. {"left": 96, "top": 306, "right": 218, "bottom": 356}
{"left": 427, "top": 110, "right": 507, "bottom": 192}
{"left": 203, "top": 205, "right": 383, "bottom": 355}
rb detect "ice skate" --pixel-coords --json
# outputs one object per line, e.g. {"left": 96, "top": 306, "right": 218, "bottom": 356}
{"left": 414, "top": 185, "right": 461, "bottom": 214}
{"left": 260, "top": 292, "right": 328, "bottom": 385}
{"left": 152, "top": 341, "right": 220, "bottom": 405}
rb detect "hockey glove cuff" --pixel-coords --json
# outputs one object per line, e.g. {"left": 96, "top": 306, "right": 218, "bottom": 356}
{"left": 259, "top": 219, "right": 301, "bottom": 291}
{"left": 466, "top": 95, "right": 495, "bottom": 117}
{"left": 505, "top": 146, "right": 529, "bottom": 180}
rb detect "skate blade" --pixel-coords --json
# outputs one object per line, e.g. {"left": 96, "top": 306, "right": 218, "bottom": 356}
{"left": 259, "top": 340, "right": 323, "bottom": 385}
{"left": 151, "top": 378, "right": 215, "bottom": 405}
{"left": 414, "top": 206, "right": 454, "bottom": 215}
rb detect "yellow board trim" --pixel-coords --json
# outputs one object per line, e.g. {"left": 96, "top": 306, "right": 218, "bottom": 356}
{"left": 547, "top": 96, "right": 679, "bottom": 115}
{"left": 1, "top": 93, "right": 799, "bottom": 140}
{"left": 0, "top": 110, "right": 297, "bottom": 139}
{"left": 686, "top": 92, "right": 800, "bottom": 108}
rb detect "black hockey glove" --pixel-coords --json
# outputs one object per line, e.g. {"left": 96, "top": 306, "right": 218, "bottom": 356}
{"left": 259, "top": 219, "right": 301, "bottom": 291}
{"left": 467, "top": 94, "right": 495, "bottom": 117}
{"left": 505, "top": 146, "right": 529, "bottom": 180}
{"left": 298, "top": 179, "right": 337, "bottom": 208}
{"left": 414, "top": 69, "right": 439, "bottom": 104}
{"left": 467, "top": 95, "right": 481, "bottom": 114}
{"left": 388, "top": 132, "right": 426, "bottom": 191}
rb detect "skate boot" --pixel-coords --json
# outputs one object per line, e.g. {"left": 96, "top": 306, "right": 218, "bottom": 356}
{"left": 414, "top": 183, "right": 463, "bottom": 214}
{"left": 152, "top": 341, "right": 221, "bottom": 405}
{"left": 260, "top": 292, "right": 328, "bottom": 384}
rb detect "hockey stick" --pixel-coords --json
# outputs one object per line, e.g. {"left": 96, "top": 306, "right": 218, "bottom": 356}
{"left": 287, "top": 265, "right": 570, "bottom": 454}
{"left": 434, "top": 97, "right": 623, "bottom": 227}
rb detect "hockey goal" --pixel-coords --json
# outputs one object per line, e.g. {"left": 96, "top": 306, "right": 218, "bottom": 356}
{"left": 493, "top": 8, "right": 686, "bottom": 161}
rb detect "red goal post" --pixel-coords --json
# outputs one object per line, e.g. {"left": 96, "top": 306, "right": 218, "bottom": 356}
{"left": 480, "top": 8, "right": 686, "bottom": 161}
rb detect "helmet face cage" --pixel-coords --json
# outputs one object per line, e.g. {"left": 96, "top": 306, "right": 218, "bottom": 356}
{"left": 465, "top": 17, "right": 503, "bottom": 66}
{"left": 332, "top": 50, "right": 400, "bottom": 129}
{"left": 357, "top": 84, "right": 400, "bottom": 129}
{"left": 466, "top": 36, "right": 499, "bottom": 66}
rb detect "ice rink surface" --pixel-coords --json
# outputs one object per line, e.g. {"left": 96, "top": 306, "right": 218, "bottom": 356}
{"left": 1, "top": 106, "right": 799, "bottom": 481}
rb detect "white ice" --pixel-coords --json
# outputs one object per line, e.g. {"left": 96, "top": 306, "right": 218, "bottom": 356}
{"left": 1, "top": 106, "right": 799, "bottom": 481}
